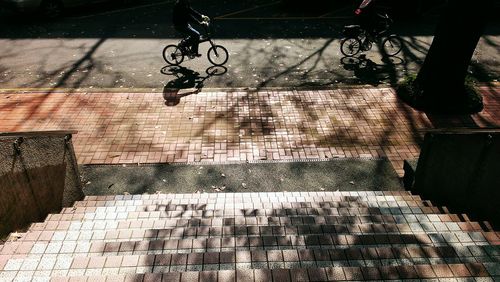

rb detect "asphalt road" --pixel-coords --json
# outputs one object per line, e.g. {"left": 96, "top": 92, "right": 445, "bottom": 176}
{"left": 0, "top": 0, "right": 499, "bottom": 91}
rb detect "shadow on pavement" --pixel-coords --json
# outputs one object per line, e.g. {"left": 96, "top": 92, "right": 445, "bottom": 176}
{"left": 340, "top": 54, "right": 405, "bottom": 86}
{"left": 161, "top": 65, "right": 227, "bottom": 106}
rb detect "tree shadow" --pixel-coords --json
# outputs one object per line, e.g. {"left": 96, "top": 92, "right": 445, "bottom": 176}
{"left": 83, "top": 193, "right": 498, "bottom": 279}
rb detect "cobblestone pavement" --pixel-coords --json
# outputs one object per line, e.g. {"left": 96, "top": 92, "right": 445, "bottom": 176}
{"left": 0, "top": 85, "right": 498, "bottom": 176}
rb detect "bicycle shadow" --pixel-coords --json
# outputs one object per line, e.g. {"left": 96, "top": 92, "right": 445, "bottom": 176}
{"left": 160, "top": 65, "right": 227, "bottom": 106}
{"left": 340, "top": 54, "right": 404, "bottom": 86}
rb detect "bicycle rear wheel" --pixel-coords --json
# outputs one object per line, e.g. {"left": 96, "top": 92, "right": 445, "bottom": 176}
{"left": 340, "top": 37, "right": 361, "bottom": 57}
{"left": 382, "top": 35, "right": 403, "bottom": 56}
{"left": 207, "top": 45, "right": 229, "bottom": 66}
{"left": 163, "top": 44, "right": 184, "bottom": 65}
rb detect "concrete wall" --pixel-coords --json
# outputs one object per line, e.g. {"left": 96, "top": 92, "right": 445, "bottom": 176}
{"left": 0, "top": 131, "right": 83, "bottom": 237}
{"left": 412, "top": 129, "right": 500, "bottom": 228}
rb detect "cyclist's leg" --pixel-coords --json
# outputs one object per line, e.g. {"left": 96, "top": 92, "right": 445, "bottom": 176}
{"left": 174, "top": 25, "right": 191, "bottom": 51}
{"left": 186, "top": 24, "right": 201, "bottom": 55}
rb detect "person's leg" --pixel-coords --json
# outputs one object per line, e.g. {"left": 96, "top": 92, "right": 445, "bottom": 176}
{"left": 186, "top": 24, "right": 201, "bottom": 54}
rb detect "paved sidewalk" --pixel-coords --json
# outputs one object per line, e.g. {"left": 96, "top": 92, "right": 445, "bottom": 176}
{"left": 0, "top": 85, "right": 498, "bottom": 176}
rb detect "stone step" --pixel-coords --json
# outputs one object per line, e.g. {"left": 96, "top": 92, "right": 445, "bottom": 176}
{"left": 45, "top": 211, "right": 476, "bottom": 226}
{"left": 17, "top": 222, "right": 487, "bottom": 246}
{"left": 82, "top": 191, "right": 417, "bottom": 203}
{"left": 9, "top": 214, "right": 494, "bottom": 242}
{"left": 3, "top": 189, "right": 499, "bottom": 281}
{"left": 2, "top": 244, "right": 498, "bottom": 272}
{"left": 74, "top": 194, "right": 427, "bottom": 209}
{"left": 79, "top": 194, "right": 424, "bottom": 204}
{"left": 73, "top": 197, "right": 429, "bottom": 210}
{"left": 12, "top": 262, "right": 498, "bottom": 281}
{"left": 65, "top": 198, "right": 432, "bottom": 214}
{"left": 2, "top": 231, "right": 497, "bottom": 261}
{"left": 51, "top": 205, "right": 458, "bottom": 225}
{"left": 38, "top": 211, "right": 485, "bottom": 230}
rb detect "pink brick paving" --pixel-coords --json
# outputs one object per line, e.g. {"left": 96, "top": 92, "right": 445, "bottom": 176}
{"left": 0, "top": 86, "right": 498, "bottom": 176}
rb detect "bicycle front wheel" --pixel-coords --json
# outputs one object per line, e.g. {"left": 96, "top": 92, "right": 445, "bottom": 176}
{"left": 207, "top": 45, "right": 229, "bottom": 66}
{"left": 340, "top": 37, "right": 361, "bottom": 57}
{"left": 163, "top": 44, "right": 184, "bottom": 65}
{"left": 382, "top": 35, "right": 403, "bottom": 56}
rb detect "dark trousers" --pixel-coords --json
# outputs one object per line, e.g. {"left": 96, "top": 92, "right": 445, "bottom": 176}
{"left": 176, "top": 24, "right": 201, "bottom": 54}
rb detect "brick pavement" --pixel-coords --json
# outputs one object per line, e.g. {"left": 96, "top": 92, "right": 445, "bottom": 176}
{"left": 0, "top": 85, "right": 498, "bottom": 176}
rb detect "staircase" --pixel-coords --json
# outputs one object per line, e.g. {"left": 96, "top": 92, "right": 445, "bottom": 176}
{"left": 1, "top": 191, "right": 499, "bottom": 281}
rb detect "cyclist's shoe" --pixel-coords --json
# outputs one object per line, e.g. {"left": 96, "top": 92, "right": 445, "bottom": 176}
{"left": 188, "top": 53, "right": 202, "bottom": 59}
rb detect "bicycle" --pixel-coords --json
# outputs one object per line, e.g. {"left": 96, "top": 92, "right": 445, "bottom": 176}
{"left": 163, "top": 19, "right": 229, "bottom": 66}
{"left": 340, "top": 14, "right": 403, "bottom": 57}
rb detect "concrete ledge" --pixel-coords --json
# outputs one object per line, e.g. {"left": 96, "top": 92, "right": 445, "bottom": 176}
{"left": 0, "top": 132, "right": 83, "bottom": 237}
{"left": 411, "top": 129, "right": 500, "bottom": 228}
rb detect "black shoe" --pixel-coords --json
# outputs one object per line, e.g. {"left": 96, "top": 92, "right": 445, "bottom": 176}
{"left": 188, "top": 53, "right": 202, "bottom": 59}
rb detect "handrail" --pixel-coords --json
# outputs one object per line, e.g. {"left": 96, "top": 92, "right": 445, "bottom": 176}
{"left": 0, "top": 130, "right": 78, "bottom": 138}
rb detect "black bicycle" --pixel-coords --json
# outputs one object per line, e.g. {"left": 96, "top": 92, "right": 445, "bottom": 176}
{"left": 340, "top": 14, "right": 402, "bottom": 57}
{"left": 163, "top": 19, "right": 229, "bottom": 66}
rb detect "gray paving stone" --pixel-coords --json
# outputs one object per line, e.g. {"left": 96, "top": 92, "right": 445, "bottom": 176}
{"left": 84, "top": 268, "right": 102, "bottom": 276}
{"left": 169, "top": 265, "right": 187, "bottom": 272}
{"left": 31, "top": 244, "right": 47, "bottom": 255}
{"left": 66, "top": 269, "right": 86, "bottom": 276}
{"left": 101, "top": 267, "right": 120, "bottom": 275}
{"left": 20, "top": 259, "right": 39, "bottom": 271}
{"left": 34, "top": 270, "right": 53, "bottom": 278}
{"left": 30, "top": 277, "right": 50, "bottom": 282}
{"left": 474, "top": 277, "right": 495, "bottom": 282}
{"left": 219, "top": 263, "right": 234, "bottom": 270}
{"left": 484, "top": 262, "right": 500, "bottom": 276}
{"left": 50, "top": 270, "right": 68, "bottom": 277}
{"left": 135, "top": 266, "right": 152, "bottom": 273}
{"left": 45, "top": 243, "right": 62, "bottom": 254}
{"left": 14, "top": 270, "right": 34, "bottom": 278}
{"left": 4, "top": 260, "right": 23, "bottom": 271}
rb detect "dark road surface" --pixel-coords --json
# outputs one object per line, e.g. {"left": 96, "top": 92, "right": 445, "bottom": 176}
{"left": 0, "top": 0, "right": 498, "bottom": 91}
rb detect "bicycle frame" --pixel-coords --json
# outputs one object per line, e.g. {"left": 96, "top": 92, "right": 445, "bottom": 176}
{"left": 164, "top": 20, "right": 228, "bottom": 66}
{"left": 178, "top": 24, "right": 217, "bottom": 55}
{"left": 200, "top": 24, "right": 218, "bottom": 49}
